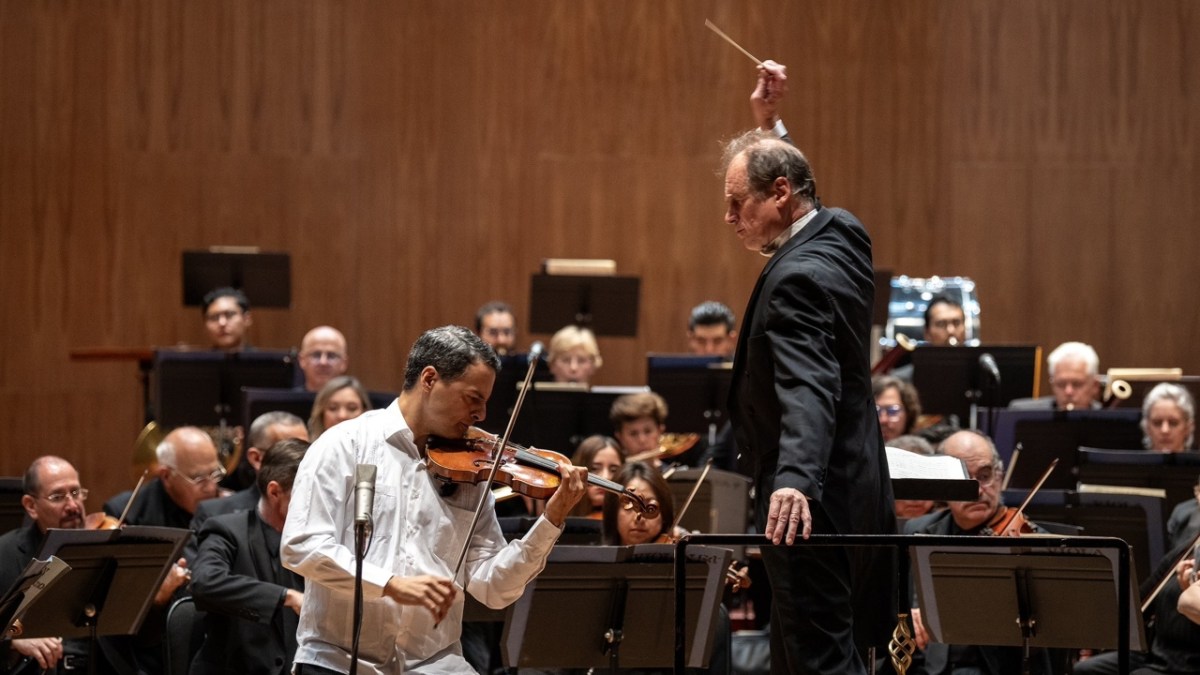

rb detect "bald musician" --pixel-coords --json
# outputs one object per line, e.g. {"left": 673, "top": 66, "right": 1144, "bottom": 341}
{"left": 298, "top": 326, "right": 350, "bottom": 393}
{"left": 282, "top": 326, "right": 587, "bottom": 675}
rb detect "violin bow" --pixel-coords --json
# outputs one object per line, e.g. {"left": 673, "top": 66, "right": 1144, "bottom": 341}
{"left": 673, "top": 458, "right": 714, "bottom": 527}
{"left": 116, "top": 470, "right": 149, "bottom": 528}
{"left": 1000, "top": 458, "right": 1057, "bottom": 535}
{"left": 447, "top": 345, "right": 546, "bottom": 595}
{"left": 1141, "top": 528, "right": 1200, "bottom": 613}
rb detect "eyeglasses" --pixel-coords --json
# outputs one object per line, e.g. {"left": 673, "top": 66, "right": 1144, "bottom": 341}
{"left": 204, "top": 309, "right": 243, "bottom": 323}
{"left": 971, "top": 466, "right": 1000, "bottom": 486}
{"left": 34, "top": 488, "right": 89, "bottom": 504}
{"left": 1051, "top": 377, "right": 1093, "bottom": 391}
{"left": 930, "top": 318, "right": 964, "bottom": 330}
{"left": 876, "top": 404, "right": 904, "bottom": 419}
{"left": 301, "top": 350, "right": 345, "bottom": 363}
{"left": 167, "top": 465, "right": 227, "bottom": 486}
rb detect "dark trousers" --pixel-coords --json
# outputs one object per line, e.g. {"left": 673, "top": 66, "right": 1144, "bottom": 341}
{"left": 757, "top": 499, "right": 864, "bottom": 675}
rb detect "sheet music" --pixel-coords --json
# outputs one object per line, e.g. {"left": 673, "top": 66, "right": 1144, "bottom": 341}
{"left": 886, "top": 446, "right": 968, "bottom": 480}
{"left": 0, "top": 556, "right": 71, "bottom": 638}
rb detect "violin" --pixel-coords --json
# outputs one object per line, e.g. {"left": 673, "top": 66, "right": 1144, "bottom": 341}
{"left": 426, "top": 427, "right": 660, "bottom": 516}
{"left": 85, "top": 469, "right": 149, "bottom": 530}
{"left": 979, "top": 458, "right": 1057, "bottom": 537}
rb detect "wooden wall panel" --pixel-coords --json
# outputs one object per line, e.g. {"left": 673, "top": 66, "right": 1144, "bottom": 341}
{"left": 1, "top": 0, "right": 1197, "bottom": 505}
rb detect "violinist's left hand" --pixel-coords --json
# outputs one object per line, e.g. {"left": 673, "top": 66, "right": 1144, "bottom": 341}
{"left": 542, "top": 461, "right": 588, "bottom": 528}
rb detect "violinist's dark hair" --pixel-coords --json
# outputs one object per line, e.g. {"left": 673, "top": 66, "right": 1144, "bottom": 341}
{"left": 201, "top": 286, "right": 250, "bottom": 315}
{"left": 403, "top": 325, "right": 500, "bottom": 391}
{"left": 474, "top": 301, "right": 513, "bottom": 333}
{"left": 923, "top": 293, "right": 963, "bottom": 329}
{"left": 602, "top": 461, "right": 675, "bottom": 546}
{"left": 256, "top": 438, "right": 310, "bottom": 494}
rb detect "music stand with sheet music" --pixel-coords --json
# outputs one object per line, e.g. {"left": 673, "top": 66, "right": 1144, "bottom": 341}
{"left": 11, "top": 526, "right": 188, "bottom": 643}
{"left": 911, "top": 543, "right": 1145, "bottom": 673}
{"left": 912, "top": 345, "right": 1040, "bottom": 429}
{"left": 646, "top": 354, "right": 732, "bottom": 437}
{"left": 181, "top": 249, "right": 291, "bottom": 308}
{"left": 1076, "top": 448, "right": 1200, "bottom": 517}
{"left": 528, "top": 274, "right": 640, "bottom": 336}
{"left": 479, "top": 353, "right": 553, "bottom": 436}
{"left": 501, "top": 544, "right": 729, "bottom": 671}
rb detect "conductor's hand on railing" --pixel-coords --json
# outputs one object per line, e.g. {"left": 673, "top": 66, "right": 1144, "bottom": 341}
{"left": 385, "top": 574, "right": 457, "bottom": 624}
{"left": 910, "top": 607, "right": 931, "bottom": 650}
{"left": 765, "top": 487, "right": 811, "bottom": 545}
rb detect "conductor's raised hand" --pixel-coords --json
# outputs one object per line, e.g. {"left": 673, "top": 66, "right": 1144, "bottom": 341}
{"left": 542, "top": 459, "right": 588, "bottom": 528}
{"left": 750, "top": 59, "right": 788, "bottom": 130}
{"left": 385, "top": 575, "right": 457, "bottom": 624}
{"left": 764, "top": 487, "right": 810, "bottom": 545}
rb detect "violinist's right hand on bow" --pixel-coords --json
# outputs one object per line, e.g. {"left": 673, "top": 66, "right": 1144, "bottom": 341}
{"left": 541, "top": 459, "right": 588, "bottom": 528}
{"left": 385, "top": 575, "right": 457, "bottom": 624}
{"left": 11, "top": 637, "right": 63, "bottom": 671}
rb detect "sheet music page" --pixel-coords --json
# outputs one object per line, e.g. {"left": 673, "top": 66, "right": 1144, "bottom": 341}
{"left": 886, "top": 446, "right": 968, "bottom": 480}
{"left": 1, "top": 556, "right": 71, "bottom": 638}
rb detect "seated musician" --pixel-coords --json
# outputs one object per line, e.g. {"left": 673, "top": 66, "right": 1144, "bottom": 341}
{"left": 887, "top": 434, "right": 939, "bottom": 521}
{"left": 1142, "top": 382, "right": 1196, "bottom": 453}
{"left": 547, "top": 325, "right": 602, "bottom": 386}
{"left": 189, "top": 438, "right": 309, "bottom": 675}
{"left": 297, "top": 326, "right": 350, "bottom": 393}
{"left": 610, "top": 392, "right": 668, "bottom": 463}
{"left": 888, "top": 294, "right": 966, "bottom": 382}
{"left": 902, "top": 431, "right": 1056, "bottom": 675}
{"left": 568, "top": 435, "right": 625, "bottom": 519}
{"left": 1008, "top": 341, "right": 1102, "bottom": 411}
{"left": 0, "top": 456, "right": 131, "bottom": 673}
{"left": 686, "top": 301, "right": 738, "bottom": 359}
{"left": 202, "top": 287, "right": 253, "bottom": 352}
{"left": 1074, "top": 541, "right": 1200, "bottom": 673}
{"left": 281, "top": 325, "right": 587, "bottom": 675}
{"left": 474, "top": 301, "right": 517, "bottom": 356}
{"left": 307, "top": 375, "right": 373, "bottom": 440}
{"left": 874, "top": 375, "right": 922, "bottom": 443}
{"left": 192, "top": 411, "right": 308, "bottom": 541}
{"left": 1168, "top": 475, "right": 1200, "bottom": 551}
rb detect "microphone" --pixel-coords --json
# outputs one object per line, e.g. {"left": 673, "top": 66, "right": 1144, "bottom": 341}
{"left": 528, "top": 341, "right": 545, "bottom": 362}
{"left": 979, "top": 353, "right": 1001, "bottom": 384}
{"left": 354, "top": 464, "right": 377, "bottom": 527}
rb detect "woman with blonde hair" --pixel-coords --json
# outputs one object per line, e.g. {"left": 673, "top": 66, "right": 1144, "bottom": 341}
{"left": 308, "top": 375, "right": 372, "bottom": 439}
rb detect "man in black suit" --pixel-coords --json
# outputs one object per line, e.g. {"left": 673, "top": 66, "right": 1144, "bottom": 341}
{"left": 722, "top": 61, "right": 895, "bottom": 674}
{"left": 189, "top": 438, "right": 309, "bottom": 675}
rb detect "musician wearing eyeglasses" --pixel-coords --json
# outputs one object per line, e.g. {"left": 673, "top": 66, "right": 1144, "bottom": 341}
{"left": 901, "top": 431, "right": 1055, "bottom": 675}
{"left": 298, "top": 326, "right": 350, "bottom": 393}
{"left": 0, "top": 456, "right": 133, "bottom": 674}
{"left": 202, "top": 287, "right": 254, "bottom": 353}
{"left": 1008, "top": 341, "right": 1102, "bottom": 411}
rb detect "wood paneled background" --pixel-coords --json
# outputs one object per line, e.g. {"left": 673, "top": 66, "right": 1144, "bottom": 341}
{"left": 2, "top": 1, "right": 1197, "bottom": 502}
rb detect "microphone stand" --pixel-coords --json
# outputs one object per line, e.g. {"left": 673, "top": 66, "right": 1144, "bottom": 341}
{"left": 350, "top": 516, "right": 372, "bottom": 675}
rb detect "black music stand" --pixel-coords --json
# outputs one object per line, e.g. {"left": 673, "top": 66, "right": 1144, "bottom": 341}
{"left": 153, "top": 349, "right": 297, "bottom": 428}
{"left": 1006, "top": 488, "right": 1165, "bottom": 587}
{"left": 181, "top": 250, "right": 291, "bottom": 308}
{"left": 1077, "top": 448, "right": 1200, "bottom": 516}
{"left": 0, "top": 477, "right": 26, "bottom": 534}
{"left": 508, "top": 385, "right": 645, "bottom": 452}
{"left": 528, "top": 274, "right": 640, "bottom": 336}
{"left": 912, "top": 345, "right": 1039, "bottom": 428}
{"left": 911, "top": 544, "right": 1145, "bottom": 674}
{"left": 14, "top": 526, "right": 188, "bottom": 642}
{"left": 502, "top": 544, "right": 729, "bottom": 671}
{"left": 990, "top": 410, "right": 1145, "bottom": 491}
{"left": 480, "top": 353, "right": 553, "bottom": 435}
{"left": 646, "top": 355, "right": 732, "bottom": 438}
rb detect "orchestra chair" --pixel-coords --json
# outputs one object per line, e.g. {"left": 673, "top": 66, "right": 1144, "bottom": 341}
{"left": 164, "top": 597, "right": 206, "bottom": 675}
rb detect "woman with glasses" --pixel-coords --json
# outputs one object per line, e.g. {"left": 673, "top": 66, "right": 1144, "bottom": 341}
{"left": 872, "top": 375, "right": 922, "bottom": 443}
{"left": 308, "top": 375, "right": 373, "bottom": 439}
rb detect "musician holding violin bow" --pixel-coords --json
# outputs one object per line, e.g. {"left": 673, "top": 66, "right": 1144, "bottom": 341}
{"left": 280, "top": 326, "right": 593, "bottom": 675}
